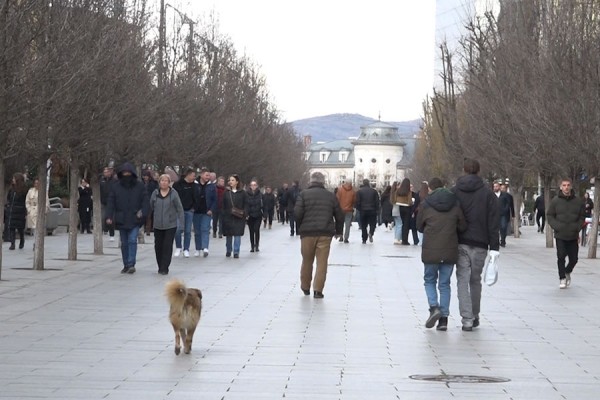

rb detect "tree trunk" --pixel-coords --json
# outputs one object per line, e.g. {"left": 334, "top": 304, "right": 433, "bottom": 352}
{"left": 90, "top": 172, "right": 103, "bottom": 255}
{"left": 68, "top": 156, "right": 79, "bottom": 260}
{"left": 587, "top": 181, "right": 599, "bottom": 258}
{"left": 33, "top": 158, "right": 49, "bottom": 270}
{"left": 544, "top": 177, "right": 553, "bottom": 248}
{"left": 0, "top": 158, "right": 4, "bottom": 280}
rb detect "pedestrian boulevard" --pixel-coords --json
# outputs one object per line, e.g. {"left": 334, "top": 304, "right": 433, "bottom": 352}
{"left": 0, "top": 223, "right": 599, "bottom": 399}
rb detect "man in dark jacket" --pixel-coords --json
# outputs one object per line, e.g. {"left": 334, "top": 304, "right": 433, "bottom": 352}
{"left": 355, "top": 179, "right": 380, "bottom": 244}
{"left": 193, "top": 168, "right": 217, "bottom": 258}
{"left": 106, "top": 162, "right": 149, "bottom": 274}
{"left": 533, "top": 193, "right": 546, "bottom": 233}
{"left": 547, "top": 178, "right": 585, "bottom": 289}
{"left": 295, "top": 172, "right": 344, "bottom": 299}
{"left": 417, "top": 178, "right": 467, "bottom": 331}
{"left": 286, "top": 181, "right": 300, "bottom": 236}
{"left": 262, "top": 186, "right": 276, "bottom": 229}
{"left": 172, "top": 168, "right": 197, "bottom": 257}
{"left": 451, "top": 158, "right": 500, "bottom": 331}
{"left": 100, "top": 167, "right": 116, "bottom": 240}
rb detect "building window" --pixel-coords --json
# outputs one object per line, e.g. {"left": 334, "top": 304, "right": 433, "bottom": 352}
{"left": 386, "top": 158, "right": 391, "bottom": 164}
{"left": 304, "top": 152, "right": 310, "bottom": 161}
{"left": 384, "top": 174, "right": 392, "bottom": 187}
{"left": 320, "top": 152, "right": 328, "bottom": 163}
{"left": 357, "top": 174, "right": 364, "bottom": 183}
{"left": 371, "top": 158, "right": 376, "bottom": 163}
{"left": 359, "top": 158, "right": 363, "bottom": 163}
{"left": 339, "top": 175, "right": 346, "bottom": 185}
{"left": 339, "top": 152, "right": 348, "bottom": 163}
{"left": 370, "top": 174, "right": 377, "bottom": 185}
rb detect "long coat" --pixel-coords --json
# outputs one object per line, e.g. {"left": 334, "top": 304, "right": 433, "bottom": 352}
{"left": 25, "top": 187, "right": 39, "bottom": 230}
{"left": 106, "top": 163, "right": 149, "bottom": 230}
{"left": 7, "top": 189, "right": 27, "bottom": 230}
{"left": 222, "top": 188, "right": 248, "bottom": 236}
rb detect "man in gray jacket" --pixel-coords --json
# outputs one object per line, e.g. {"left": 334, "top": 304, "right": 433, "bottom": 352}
{"left": 295, "top": 172, "right": 344, "bottom": 299}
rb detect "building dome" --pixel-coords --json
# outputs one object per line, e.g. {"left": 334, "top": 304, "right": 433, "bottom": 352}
{"left": 352, "top": 121, "right": 402, "bottom": 145}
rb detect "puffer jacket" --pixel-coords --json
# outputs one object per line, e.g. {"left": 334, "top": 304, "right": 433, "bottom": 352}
{"left": 451, "top": 174, "right": 500, "bottom": 251}
{"left": 106, "top": 162, "right": 149, "bottom": 230}
{"left": 355, "top": 185, "right": 380, "bottom": 212}
{"left": 547, "top": 189, "right": 585, "bottom": 241}
{"left": 246, "top": 188, "right": 264, "bottom": 218}
{"left": 295, "top": 182, "right": 344, "bottom": 237}
{"left": 417, "top": 188, "right": 467, "bottom": 264}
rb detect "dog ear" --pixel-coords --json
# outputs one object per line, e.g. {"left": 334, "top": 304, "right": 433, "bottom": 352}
{"left": 191, "top": 289, "right": 202, "bottom": 299}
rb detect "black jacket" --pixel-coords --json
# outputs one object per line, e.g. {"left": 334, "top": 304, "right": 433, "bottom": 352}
{"left": 417, "top": 188, "right": 467, "bottom": 264}
{"left": 6, "top": 188, "right": 27, "bottom": 230}
{"left": 355, "top": 185, "right": 380, "bottom": 213}
{"left": 498, "top": 192, "right": 515, "bottom": 218}
{"left": 451, "top": 174, "right": 500, "bottom": 251}
{"left": 263, "top": 192, "right": 276, "bottom": 212}
{"left": 534, "top": 195, "right": 545, "bottom": 214}
{"left": 173, "top": 179, "right": 197, "bottom": 211}
{"left": 295, "top": 182, "right": 344, "bottom": 237}
{"left": 222, "top": 189, "right": 247, "bottom": 236}
{"left": 547, "top": 190, "right": 585, "bottom": 241}
{"left": 106, "top": 163, "right": 149, "bottom": 230}
{"left": 246, "top": 188, "right": 264, "bottom": 218}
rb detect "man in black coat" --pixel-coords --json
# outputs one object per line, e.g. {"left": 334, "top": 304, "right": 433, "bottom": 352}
{"left": 451, "top": 159, "right": 500, "bottom": 331}
{"left": 355, "top": 179, "right": 380, "bottom": 244}
{"left": 106, "top": 162, "right": 149, "bottom": 274}
{"left": 262, "top": 186, "right": 276, "bottom": 229}
{"left": 295, "top": 172, "right": 344, "bottom": 299}
{"left": 547, "top": 178, "right": 585, "bottom": 289}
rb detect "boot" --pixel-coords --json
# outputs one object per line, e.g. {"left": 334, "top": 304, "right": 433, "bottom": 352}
{"left": 9, "top": 243, "right": 15, "bottom": 250}
{"left": 425, "top": 306, "right": 442, "bottom": 329}
{"left": 436, "top": 317, "right": 448, "bottom": 331}
{"left": 19, "top": 239, "right": 24, "bottom": 249}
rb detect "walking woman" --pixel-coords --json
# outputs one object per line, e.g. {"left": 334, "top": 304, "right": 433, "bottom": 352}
{"left": 150, "top": 174, "right": 184, "bottom": 275}
{"left": 6, "top": 173, "right": 27, "bottom": 250}
{"left": 395, "top": 178, "right": 413, "bottom": 245}
{"left": 222, "top": 174, "right": 247, "bottom": 258}
{"left": 78, "top": 178, "right": 93, "bottom": 233}
{"left": 26, "top": 178, "right": 45, "bottom": 239}
{"left": 246, "top": 179, "right": 264, "bottom": 252}
{"left": 380, "top": 185, "right": 393, "bottom": 231}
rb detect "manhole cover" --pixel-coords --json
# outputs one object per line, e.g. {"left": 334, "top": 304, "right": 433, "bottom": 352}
{"left": 409, "top": 374, "right": 510, "bottom": 383}
{"left": 381, "top": 255, "right": 413, "bottom": 258}
{"left": 11, "top": 268, "right": 64, "bottom": 271}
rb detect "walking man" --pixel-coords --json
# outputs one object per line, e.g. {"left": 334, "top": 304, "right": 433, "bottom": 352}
{"left": 546, "top": 178, "right": 585, "bottom": 289}
{"left": 355, "top": 179, "right": 379, "bottom": 244}
{"left": 534, "top": 193, "right": 546, "bottom": 233}
{"left": 451, "top": 158, "right": 500, "bottom": 331}
{"left": 417, "top": 178, "right": 467, "bottom": 331}
{"left": 173, "top": 168, "right": 197, "bottom": 257}
{"left": 106, "top": 162, "right": 149, "bottom": 274}
{"left": 193, "top": 168, "right": 217, "bottom": 257}
{"left": 336, "top": 180, "right": 356, "bottom": 243}
{"left": 295, "top": 172, "right": 344, "bottom": 299}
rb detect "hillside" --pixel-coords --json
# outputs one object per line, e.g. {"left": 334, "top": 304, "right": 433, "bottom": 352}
{"left": 289, "top": 113, "right": 422, "bottom": 142}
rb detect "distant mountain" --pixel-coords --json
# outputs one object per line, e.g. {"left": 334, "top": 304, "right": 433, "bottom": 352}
{"left": 289, "top": 113, "right": 422, "bottom": 143}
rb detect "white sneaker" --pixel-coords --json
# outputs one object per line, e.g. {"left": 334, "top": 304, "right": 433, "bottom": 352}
{"left": 203, "top": 249, "right": 209, "bottom": 258}
{"left": 174, "top": 248, "right": 181, "bottom": 257}
{"left": 183, "top": 250, "right": 190, "bottom": 258}
{"left": 565, "top": 273, "right": 571, "bottom": 287}
{"left": 109, "top": 236, "right": 115, "bottom": 242}
{"left": 193, "top": 250, "right": 200, "bottom": 257}
{"left": 559, "top": 279, "right": 567, "bottom": 289}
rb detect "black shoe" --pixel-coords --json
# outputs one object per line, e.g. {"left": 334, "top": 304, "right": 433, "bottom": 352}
{"left": 368, "top": 234, "right": 373, "bottom": 243}
{"left": 250, "top": 247, "right": 255, "bottom": 253}
{"left": 120, "top": 266, "right": 129, "bottom": 274}
{"left": 500, "top": 241, "right": 506, "bottom": 247}
{"left": 233, "top": 253, "right": 239, "bottom": 258}
{"left": 425, "top": 306, "right": 442, "bottom": 328}
{"left": 362, "top": 240, "right": 366, "bottom": 244}
{"left": 537, "top": 227, "right": 541, "bottom": 232}
{"left": 290, "top": 232, "right": 294, "bottom": 236}
{"left": 313, "top": 291, "right": 324, "bottom": 299}
{"left": 344, "top": 240, "right": 349, "bottom": 243}
{"left": 301, "top": 288, "right": 310, "bottom": 295}
{"left": 213, "top": 233, "right": 217, "bottom": 238}
{"left": 219, "top": 234, "right": 223, "bottom": 239}
{"left": 473, "top": 318, "right": 480, "bottom": 328}
{"left": 19, "top": 241, "right": 24, "bottom": 249}
{"left": 437, "top": 317, "right": 448, "bottom": 331}
{"left": 127, "top": 266, "right": 136, "bottom": 274}
{"left": 9, "top": 244, "right": 15, "bottom": 250}
{"left": 255, "top": 247, "right": 259, "bottom": 252}
{"left": 401, "top": 242, "right": 410, "bottom": 246}
{"left": 339, "top": 237, "right": 343, "bottom": 242}
{"left": 158, "top": 270, "right": 168, "bottom": 275}
{"left": 226, "top": 252, "right": 231, "bottom": 257}
{"left": 462, "top": 325, "right": 473, "bottom": 332}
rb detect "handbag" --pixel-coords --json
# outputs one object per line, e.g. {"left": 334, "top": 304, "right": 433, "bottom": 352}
{"left": 483, "top": 250, "right": 500, "bottom": 286}
{"left": 229, "top": 191, "right": 244, "bottom": 219}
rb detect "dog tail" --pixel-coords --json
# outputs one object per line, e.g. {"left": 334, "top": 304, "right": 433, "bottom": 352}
{"left": 165, "top": 279, "right": 187, "bottom": 307}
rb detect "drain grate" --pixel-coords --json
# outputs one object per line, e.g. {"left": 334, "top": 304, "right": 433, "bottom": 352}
{"left": 409, "top": 374, "right": 510, "bottom": 383}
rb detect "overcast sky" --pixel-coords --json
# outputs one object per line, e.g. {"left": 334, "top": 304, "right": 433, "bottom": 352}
{"left": 183, "top": 1, "right": 436, "bottom": 122}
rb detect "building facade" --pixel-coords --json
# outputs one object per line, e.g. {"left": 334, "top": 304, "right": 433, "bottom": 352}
{"left": 305, "top": 121, "right": 411, "bottom": 189}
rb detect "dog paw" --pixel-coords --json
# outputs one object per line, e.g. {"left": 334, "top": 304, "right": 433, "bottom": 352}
{"left": 175, "top": 347, "right": 181, "bottom": 355}
{"left": 184, "top": 347, "right": 191, "bottom": 354}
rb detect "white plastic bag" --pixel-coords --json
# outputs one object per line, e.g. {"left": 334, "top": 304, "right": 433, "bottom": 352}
{"left": 483, "top": 250, "right": 500, "bottom": 286}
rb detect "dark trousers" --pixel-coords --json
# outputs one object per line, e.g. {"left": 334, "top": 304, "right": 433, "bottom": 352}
{"left": 556, "top": 238, "right": 578, "bottom": 279}
{"left": 499, "top": 215, "right": 510, "bottom": 244}
{"left": 79, "top": 209, "right": 92, "bottom": 233}
{"left": 279, "top": 206, "right": 288, "bottom": 223}
{"left": 264, "top": 209, "right": 274, "bottom": 226}
{"left": 288, "top": 210, "right": 296, "bottom": 234}
{"left": 409, "top": 214, "right": 419, "bottom": 244}
{"left": 10, "top": 228, "right": 25, "bottom": 248}
{"left": 247, "top": 216, "right": 261, "bottom": 249}
{"left": 155, "top": 227, "right": 176, "bottom": 273}
{"left": 359, "top": 210, "right": 377, "bottom": 242}
{"left": 101, "top": 204, "right": 115, "bottom": 237}
{"left": 536, "top": 211, "right": 545, "bottom": 232}
{"left": 212, "top": 209, "right": 223, "bottom": 236}
{"left": 399, "top": 206, "right": 411, "bottom": 244}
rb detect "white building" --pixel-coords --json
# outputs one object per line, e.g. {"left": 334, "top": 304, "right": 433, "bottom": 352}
{"left": 304, "top": 121, "right": 411, "bottom": 189}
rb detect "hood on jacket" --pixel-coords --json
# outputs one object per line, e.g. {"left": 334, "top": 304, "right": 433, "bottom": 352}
{"left": 117, "top": 162, "right": 138, "bottom": 179}
{"left": 455, "top": 174, "right": 485, "bottom": 193}
{"left": 341, "top": 182, "right": 353, "bottom": 191}
{"left": 558, "top": 189, "right": 576, "bottom": 200}
{"left": 425, "top": 188, "right": 457, "bottom": 212}
{"left": 308, "top": 182, "right": 325, "bottom": 189}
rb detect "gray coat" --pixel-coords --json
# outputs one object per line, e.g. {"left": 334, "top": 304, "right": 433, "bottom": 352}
{"left": 150, "top": 188, "right": 184, "bottom": 230}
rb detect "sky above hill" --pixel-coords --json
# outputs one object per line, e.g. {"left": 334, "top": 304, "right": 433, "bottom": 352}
{"left": 184, "top": 1, "right": 436, "bottom": 122}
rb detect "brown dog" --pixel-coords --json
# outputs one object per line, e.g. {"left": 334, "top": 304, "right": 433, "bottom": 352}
{"left": 165, "top": 279, "right": 202, "bottom": 355}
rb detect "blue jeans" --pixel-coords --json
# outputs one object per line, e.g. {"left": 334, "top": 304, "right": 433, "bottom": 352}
{"left": 193, "top": 213, "right": 212, "bottom": 251}
{"left": 226, "top": 236, "right": 241, "bottom": 254}
{"left": 175, "top": 210, "right": 194, "bottom": 250}
{"left": 343, "top": 212, "right": 353, "bottom": 241}
{"left": 119, "top": 226, "right": 140, "bottom": 267}
{"left": 393, "top": 216, "right": 403, "bottom": 241}
{"left": 424, "top": 263, "right": 454, "bottom": 317}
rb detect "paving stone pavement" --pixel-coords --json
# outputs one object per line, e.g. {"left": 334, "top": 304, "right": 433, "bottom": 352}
{"left": 0, "top": 223, "right": 599, "bottom": 399}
